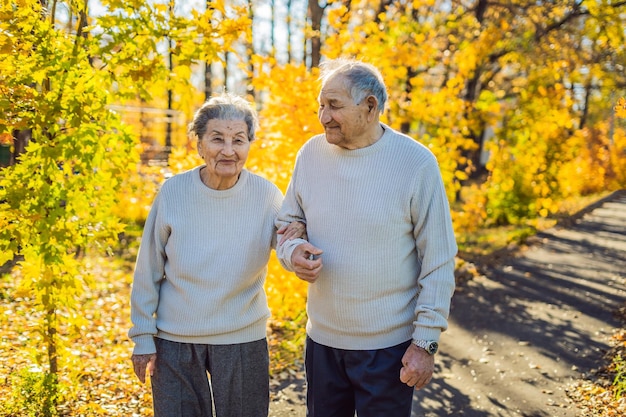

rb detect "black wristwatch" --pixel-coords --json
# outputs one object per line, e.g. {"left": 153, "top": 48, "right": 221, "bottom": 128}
{"left": 412, "top": 340, "right": 439, "bottom": 355}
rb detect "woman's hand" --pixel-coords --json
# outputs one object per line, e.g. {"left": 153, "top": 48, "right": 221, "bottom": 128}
{"left": 131, "top": 353, "right": 157, "bottom": 384}
{"left": 278, "top": 221, "right": 307, "bottom": 244}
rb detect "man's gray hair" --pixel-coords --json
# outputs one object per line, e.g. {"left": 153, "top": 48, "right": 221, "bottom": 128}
{"left": 319, "top": 58, "right": 388, "bottom": 113}
{"left": 188, "top": 92, "right": 259, "bottom": 142}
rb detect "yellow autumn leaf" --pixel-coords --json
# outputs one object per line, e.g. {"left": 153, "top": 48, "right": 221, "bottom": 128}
{"left": 615, "top": 97, "right": 626, "bottom": 119}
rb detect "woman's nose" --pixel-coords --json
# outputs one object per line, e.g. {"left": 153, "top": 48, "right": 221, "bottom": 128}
{"left": 221, "top": 141, "right": 235, "bottom": 155}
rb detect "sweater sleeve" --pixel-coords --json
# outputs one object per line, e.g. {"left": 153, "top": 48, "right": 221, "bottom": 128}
{"left": 410, "top": 156, "right": 458, "bottom": 343}
{"left": 270, "top": 185, "right": 285, "bottom": 250}
{"left": 276, "top": 151, "right": 308, "bottom": 271}
{"left": 128, "top": 190, "right": 169, "bottom": 355}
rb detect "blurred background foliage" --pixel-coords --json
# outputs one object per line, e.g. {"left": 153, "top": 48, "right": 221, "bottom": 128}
{"left": 0, "top": 0, "right": 625, "bottom": 414}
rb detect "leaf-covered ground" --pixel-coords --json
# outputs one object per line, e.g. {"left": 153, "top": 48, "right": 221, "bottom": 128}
{"left": 566, "top": 328, "right": 626, "bottom": 416}
{"left": 0, "top": 253, "right": 304, "bottom": 416}
{"left": 0, "top": 256, "right": 153, "bottom": 416}
{"left": 0, "top": 253, "right": 623, "bottom": 416}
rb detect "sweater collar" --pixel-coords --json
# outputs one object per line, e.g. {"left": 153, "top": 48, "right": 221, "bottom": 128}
{"left": 192, "top": 165, "right": 249, "bottom": 197}
{"left": 332, "top": 123, "right": 391, "bottom": 157}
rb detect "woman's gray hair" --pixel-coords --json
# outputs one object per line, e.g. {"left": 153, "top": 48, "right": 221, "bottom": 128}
{"left": 319, "top": 58, "right": 388, "bottom": 113}
{"left": 188, "top": 92, "right": 259, "bottom": 142}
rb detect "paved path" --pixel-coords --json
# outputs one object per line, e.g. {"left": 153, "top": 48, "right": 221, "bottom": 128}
{"left": 270, "top": 190, "right": 626, "bottom": 416}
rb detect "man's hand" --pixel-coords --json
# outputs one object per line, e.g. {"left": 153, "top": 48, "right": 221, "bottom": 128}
{"left": 399, "top": 343, "right": 434, "bottom": 390}
{"left": 291, "top": 243, "right": 323, "bottom": 282}
{"left": 277, "top": 221, "right": 307, "bottom": 245}
{"left": 132, "top": 353, "right": 157, "bottom": 384}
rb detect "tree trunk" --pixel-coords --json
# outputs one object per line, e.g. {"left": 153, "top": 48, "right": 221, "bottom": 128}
{"left": 205, "top": 62, "right": 213, "bottom": 100}
{"left": 271, "top": 0, "right": 276, "bottom": 58}
{"left": 307, "top": 0, "right": 325, "bottom": 68}
{"left": 224, "top": 52, "right": 229, "bottom": 90}
{"left": 579, "top": 80, "right": 592, "bottom": 130}
{"left": 46, "top": 306, "right": 58, "bottom": 376}
{"left": 286, "top": 0, "right": 293, "bottom": 62}
{"left": 246, "top": 0, "right": 255, "bottom": 98}
{"left": 461, "top": 0, "right": 489, "bottom": 181}
{"left": 12, "top": 129, "right": 31, "bottom": 164}
{"left": 205, "top": 1, "right": 213, "bottom": 100}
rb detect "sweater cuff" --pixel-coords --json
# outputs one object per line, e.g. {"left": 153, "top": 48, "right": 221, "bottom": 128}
{"left": 132, "top": 334, "right": 156, "bottom": 355}
{"left": 412, "top": 328, "right": 442, "bottom": 343}
{"left": 276, "top": 237, "right": 308, "bottom": 271}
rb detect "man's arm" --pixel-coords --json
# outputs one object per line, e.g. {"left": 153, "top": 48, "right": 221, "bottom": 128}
{"left": 410, "top": 158, "right": 457, "bottom": 343}
{"left": 401, "top": 157, "right": 457, "bottom": 389}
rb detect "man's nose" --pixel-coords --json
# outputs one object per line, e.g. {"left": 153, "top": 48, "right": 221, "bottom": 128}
{"left": 319, "top": 108, "right": 331, "bottom": 124}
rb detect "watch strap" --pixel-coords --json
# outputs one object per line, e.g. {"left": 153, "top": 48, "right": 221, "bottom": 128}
{"left": 412, "top": 339, "right": 438, "bottom": 355}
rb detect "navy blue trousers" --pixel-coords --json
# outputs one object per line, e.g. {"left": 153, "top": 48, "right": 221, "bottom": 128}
{"left": 305, "top": 336, "right": 414, "bottom": 417}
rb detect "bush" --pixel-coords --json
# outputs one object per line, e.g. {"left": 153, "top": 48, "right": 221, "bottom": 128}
{"left": 1, "top": 367, "right": 61, "bottom": 417}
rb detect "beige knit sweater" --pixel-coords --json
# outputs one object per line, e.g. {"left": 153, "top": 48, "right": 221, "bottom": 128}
{"left": 277, "top": 124, "right": 457, "bottom": 350}
{"left": 129, "top": 167, "right": 282, "bottom": 355}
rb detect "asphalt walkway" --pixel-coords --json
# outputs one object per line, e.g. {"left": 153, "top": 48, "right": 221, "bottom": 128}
{"left": 414, "top": 190, "right": 626, "bottom": 416}
{"left": 270, "top": 190, "right": 626, "bottom": 416}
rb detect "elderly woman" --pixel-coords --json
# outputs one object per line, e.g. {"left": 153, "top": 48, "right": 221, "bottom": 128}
{"left": 129, "top": 92, "right": 304, "bottom": 417}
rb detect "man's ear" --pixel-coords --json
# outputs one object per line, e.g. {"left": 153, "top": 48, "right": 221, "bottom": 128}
{"left": 367, "top": 95, "right": 378, "bottom": 113}
{"left": 366, "top": 96, "right": 379, "bottom": 120}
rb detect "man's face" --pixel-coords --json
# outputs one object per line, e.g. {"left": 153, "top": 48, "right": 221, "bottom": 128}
{"left": 317, "top": 75, "right": 370, "bottom": 149}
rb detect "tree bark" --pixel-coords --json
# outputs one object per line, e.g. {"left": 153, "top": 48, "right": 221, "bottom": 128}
{"left": 246, "top": 0, "right": 255, "bottom": 98}
{"left": 307, "top": 0, "right": 325, "bottom": 68}
{"left": 205, "top": 0, "right": 214, "bottom": 100}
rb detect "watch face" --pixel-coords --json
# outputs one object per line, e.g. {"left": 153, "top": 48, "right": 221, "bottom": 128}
{"left": 427, "top": 341, "right": 439, "bottom": 355}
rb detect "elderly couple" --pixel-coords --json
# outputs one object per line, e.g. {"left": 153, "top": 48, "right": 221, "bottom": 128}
{"left": 128, "top": 58, "right": 457, "bottom": 417}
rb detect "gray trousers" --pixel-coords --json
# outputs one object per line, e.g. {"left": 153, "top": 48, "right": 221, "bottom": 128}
{"left": 152, "top": 337, "right": 270, "bottom": 417}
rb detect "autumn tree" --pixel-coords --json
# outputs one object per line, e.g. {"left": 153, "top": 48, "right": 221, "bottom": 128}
{"left": 0, "top": 1, "right": 136, "bottom": 413}
{"left": 281, "top": 0, "right": 626, "bottom": 223}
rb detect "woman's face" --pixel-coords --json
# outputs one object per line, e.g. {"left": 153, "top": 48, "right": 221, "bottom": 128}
{"left": 198, "top": 119, "right": 250, "bottom": 190}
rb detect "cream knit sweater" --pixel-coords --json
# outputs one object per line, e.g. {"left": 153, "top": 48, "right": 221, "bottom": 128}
{"left": 129, "top": 166, "right": 282, "bottom": 355}
{"left": 277, "top": 124, "right": 457, "bottom": 350}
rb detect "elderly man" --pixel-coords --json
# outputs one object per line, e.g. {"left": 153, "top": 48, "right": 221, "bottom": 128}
{"left": 277, "top": 58, "right": 457, "bottom": 417}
